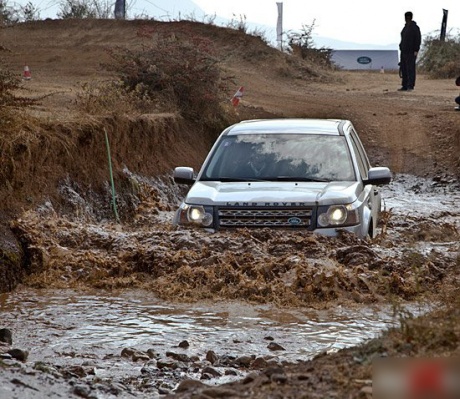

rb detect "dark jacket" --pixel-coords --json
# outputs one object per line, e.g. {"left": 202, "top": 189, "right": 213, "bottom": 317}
{"left": 399, "top": 20, "right": 421, "bottom": 53}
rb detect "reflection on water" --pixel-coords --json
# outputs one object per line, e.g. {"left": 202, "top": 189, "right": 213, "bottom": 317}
{"left": 0, "top": 288, "right": 426, "bottom": 367}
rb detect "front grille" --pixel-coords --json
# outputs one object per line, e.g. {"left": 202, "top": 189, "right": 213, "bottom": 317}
{"left": 218, "top": 207, "right": 313, "bottom": 228}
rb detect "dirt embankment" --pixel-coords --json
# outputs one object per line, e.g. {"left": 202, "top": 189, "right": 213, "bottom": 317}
{"left": 1, "top": 18, "right": 460, "bottom": 292}
{"left": 1, "top": 19, "right": 460, "bottom": 212}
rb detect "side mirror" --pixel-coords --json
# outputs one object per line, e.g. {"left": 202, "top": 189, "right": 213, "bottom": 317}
{"left": 173, "top": 167, "right": 195, "bottom": 185}
{"left": 365, "top": 167, "right": 392, "bottom": 186}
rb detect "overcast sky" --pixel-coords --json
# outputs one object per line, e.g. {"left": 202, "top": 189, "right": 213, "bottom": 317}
{"left": 11, "top": 0, "right": 460, "bottom": 49}
{"left": 192, "top": 0, "right": 460, "bottom": 47}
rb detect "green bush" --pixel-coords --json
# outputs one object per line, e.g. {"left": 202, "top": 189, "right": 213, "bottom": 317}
{"left": 419, "top": 34, "right": 460, "bottom": 79}
{"left": 105, "top": 29, "right": 229, "bottom": 122}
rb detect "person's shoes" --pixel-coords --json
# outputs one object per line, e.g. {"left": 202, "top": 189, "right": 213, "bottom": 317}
{"left": 398, "top": 87, "right": 408, "bottom": 91}
{"left": 407, "top": 88, "right": 414, "bottom": 92}
{"left": 455, "top": 106, "right": 460, "bottom": 111}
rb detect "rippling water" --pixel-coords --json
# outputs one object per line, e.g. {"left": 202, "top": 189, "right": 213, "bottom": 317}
{"left": 0, "top": 288, "right": 426, "bottom": 370}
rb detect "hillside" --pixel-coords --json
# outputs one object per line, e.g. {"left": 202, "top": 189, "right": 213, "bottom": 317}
{"left": 2, "top": 21, "right": 460, "bottom": 211}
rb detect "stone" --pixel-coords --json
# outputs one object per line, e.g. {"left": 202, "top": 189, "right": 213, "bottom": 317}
{"left": 175, "top": 379, "right": 206, "bottom": 393}
{"left": 0, "top": 328, "right": 12, "bottom": 345}
{"left": 7, "top": 348, "right": 28, "bottom": 362}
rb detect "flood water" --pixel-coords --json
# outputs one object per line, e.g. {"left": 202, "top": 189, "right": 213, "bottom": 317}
{"left": 0, "top": 288, "right": 423, "bottom": 375}
{"left": 1, "top": 174, "right": 458, "bottom": 385}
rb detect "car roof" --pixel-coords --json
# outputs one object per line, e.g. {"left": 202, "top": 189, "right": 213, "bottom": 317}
{"left": 224, "top": 119, "right": 351, "bottom": 136}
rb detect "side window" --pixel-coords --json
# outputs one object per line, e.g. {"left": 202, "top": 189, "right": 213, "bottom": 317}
{"left": 349, "top": 130, "right": 369, "bottom": 180}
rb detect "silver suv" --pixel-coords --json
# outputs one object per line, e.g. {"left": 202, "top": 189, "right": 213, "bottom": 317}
{"left": 173, "top": 119, "right": 392, "bottom": 238}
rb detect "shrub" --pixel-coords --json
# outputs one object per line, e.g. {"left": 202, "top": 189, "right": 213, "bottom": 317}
{"left": 20, "top": 2, "right": 41, "bottom": 21}
{"left": 0, "top": 0, "right": 18, "bottom": 25}
{"left": 0, "top": 66, "right": 20, "bottom": 106}
{"left": 419, "top": 33, "right": 460, "bottom": 79}
{"left": 57, "top": 0, "right": 112, "bottom": 19}
{"left": 104, "top": 29, "right": 230, "bottom": 122}
{"left": 0, "top": 0, "right": 41, "bottom": 23}
{"left": 0, "top": 55, "right": 36, "bottom": 131}
{"left": 75, "top": 80, "right": 156, "bottom": 115}
{"left": 287, "top": 20, "right": 333, "bottom": 68}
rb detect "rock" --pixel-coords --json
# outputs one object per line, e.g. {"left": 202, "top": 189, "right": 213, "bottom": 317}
{"left": 202, "top": 366, "right": 222, "bottom": 377}
{"left": 242, "top": 372, "right": 260, "bottom": 384}
{"left": 62, "top": 365, "right": 87, "bottom": 378}
{"left": 73, "top": 384, "right": 91, "bottom": 398}
{"left": 166, "top": 351, "right": 192, "bottom": 362}
{"left": 132, "top": 351, "right": 150, "bottom": 362}
{"left": 251, "top": 357, "right": 268, "bottom": 369}
{"left": 156, "top": 356, "right": 180, "bottom": 370}
{"left": 267, "top": 342, "right": 285, "bottom": 351}
{"left": 7, "top": 348, "right": 28, "bottom": 362}
{"left": 121, "top": 347, "right": 149, "bottom": 361}
{"left": 175, "top": 379, "right": 207, "bottom": 393}
{"left": 178, "top": 340, "right": 189, "bottom": 348}
{"left": 0, "top": 328, "right": 12, "bottom": 345}
{"left": 235, "top": 355, "right": 253, "bottom": 367}
{"left": 206, "top": 350, "right": 218, "bottom": 364}
{"left": 0, "top": 221, "right": 25, "bottom": 294}
{"left": 120, "top": 347, "right": 135, "bottom": 358}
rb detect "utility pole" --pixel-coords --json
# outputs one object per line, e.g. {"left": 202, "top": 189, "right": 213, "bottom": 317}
{"left": 440, "top": 9, "right": 448, "bottom": 41}
{"left": 276, "top": 2, "right": 283, "bottom": 51}
{"left": 114, "top": 0, "right": 125, "bottom": 19}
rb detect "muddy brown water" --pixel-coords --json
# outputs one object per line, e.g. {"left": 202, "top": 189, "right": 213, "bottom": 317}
{"left": 0, "top": 289, "right": 425, "bottom": 379}
{"left": 1, "top": 174, "right": 458, "bottom": 388}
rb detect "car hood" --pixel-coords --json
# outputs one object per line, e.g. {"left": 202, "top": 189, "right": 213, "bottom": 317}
{"left": 184, "top": 181, "right": 362, "bottom": 206}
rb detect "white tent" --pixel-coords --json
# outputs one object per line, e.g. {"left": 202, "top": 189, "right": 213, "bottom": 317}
{"left": 331, "top": 50, "right": 399, "bottom": 71}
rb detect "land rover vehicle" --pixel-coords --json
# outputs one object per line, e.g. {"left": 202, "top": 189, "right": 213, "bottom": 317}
{"left": 172, "top": 119, "right": 392, "bottom": 238}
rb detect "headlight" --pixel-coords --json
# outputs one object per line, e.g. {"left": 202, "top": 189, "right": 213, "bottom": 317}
{"left": 177, "top": 204, "right": 214, "bottom": 227}
{"left": 317, "top": 204, "right": 360, "bottom": 227}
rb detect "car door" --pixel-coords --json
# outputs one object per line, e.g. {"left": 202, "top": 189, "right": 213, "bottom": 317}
{"left": 348, "top": 128, "right": 381, "bottom": 237}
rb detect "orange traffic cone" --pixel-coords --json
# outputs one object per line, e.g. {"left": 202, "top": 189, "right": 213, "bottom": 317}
{"left": 231, "top": 86, "right": 244, "bottom": 106}
{"left": 23, "top": 64, "right": 31, "bottom": 80}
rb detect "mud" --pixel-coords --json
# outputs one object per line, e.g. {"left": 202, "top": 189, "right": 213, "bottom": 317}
{"left": 1, "top": 173, "right": 459, "bottom": 398}
{"left": 9, "top": 174, "right": 459, "bottom": 309}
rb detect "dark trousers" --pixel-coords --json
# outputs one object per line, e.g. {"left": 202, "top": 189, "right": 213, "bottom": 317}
{"left": 400, "top": 52, "right": 417, "bottom": 89}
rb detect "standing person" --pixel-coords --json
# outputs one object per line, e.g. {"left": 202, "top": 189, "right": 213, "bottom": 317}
{"left": 455, "top": 76, "right": 460, "bottom": 111}
{"left": 398, "top": 11, "right": 421, "bottom": 92}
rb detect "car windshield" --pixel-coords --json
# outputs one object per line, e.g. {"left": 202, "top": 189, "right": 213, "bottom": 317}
{"left": 201, "top": 134, "right": 356, "bottom": 182}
